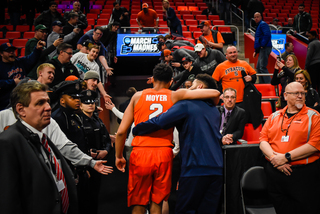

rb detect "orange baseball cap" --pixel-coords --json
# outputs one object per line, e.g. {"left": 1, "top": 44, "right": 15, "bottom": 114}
{"left": 197, "top": 21, "right": 210, "bottom": 28}
{"left": 65, "top": 75, "right": 79, "bottom": 81}
{"left": 142, "top": 3, "right": 148, "bottom": 8}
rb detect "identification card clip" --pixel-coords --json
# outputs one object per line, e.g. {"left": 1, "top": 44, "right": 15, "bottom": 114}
{"left": 281, "top": 135, "right": 289, "bottom": 142}
{"left": 56, "top": 180, "right": 65, "bottom": 192}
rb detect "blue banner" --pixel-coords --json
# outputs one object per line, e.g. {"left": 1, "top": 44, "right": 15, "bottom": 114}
{"left": 116, "top": 34, "right": 166, "bottom": 57}
{"left": 271, "top": 34, "right": 286, "bottom": 55}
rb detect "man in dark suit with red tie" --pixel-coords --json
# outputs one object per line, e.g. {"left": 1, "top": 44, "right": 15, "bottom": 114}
{"left": 0, "top": 81, "right": 78, "bottom": 214}
{"left": 219, "top": 88, "right": 247, "bottom": 145}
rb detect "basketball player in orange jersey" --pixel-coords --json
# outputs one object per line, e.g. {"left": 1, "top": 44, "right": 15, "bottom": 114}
{"left": 115, "top": 63, "right": 220, "bottom": 214}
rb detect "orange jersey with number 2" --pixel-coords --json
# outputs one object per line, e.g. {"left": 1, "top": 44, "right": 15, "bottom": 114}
{"left": 132, "top": 88, "right": 174, "bottom": 147}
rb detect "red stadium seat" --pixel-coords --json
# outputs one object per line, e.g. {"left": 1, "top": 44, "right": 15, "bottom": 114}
{"left": 0, "top": 32, "right": 3, "bottom": 38}
{"left": 175, "top": 2, "right": 186, "bottom": 7}
{"left": 97, "top": 19, "right": 109, "bottom": 25}
{"left": 158, "top": 20, "right": 167, "bottom": 26}
{"left": 264, "top": 5, "right": 273, "bottom": 10}
{"left": 182, "top": 25, "right": 188, "bottom": 31}
{"left": 177, "top": 6, "right": 188, "bottom": 11}
{"left": 0, "top": 25, "right": 14, "bottom": 31}
{"left": 241, "top": 124, "right": 262, "bottom": 144}
{"left": 267, "top": 13, "right": 277, "bottom": 18}
{"left": 0, "top": 39, "right": 10, "bottom": 44}
{"left": 193, "top": 31, "right": 202, "bottom": 39}
{"left": 188, "top": 25, "right": 199, "bottom": 31}
{"left": 208, "top": 15, "right": 220, "bottom": 21}
{"left": 99, "top": 14, "right": 110, "bottom": 19}
{"left": 179, "top": 11, "right": 191, "bottom": 15}
{"left": 183, "top": 31, "right": 192, "bottom": 38}
{"left": 261, "top": 101, "right": 273, "bottom": 119}
{"left": 264, "top": 17, "right": 273, "bottom": 23}
{"left": 219, "top": 27, "right": 232, "bottom": 33}
{"left": 278, "top": 14, "right": 288, "bottom": 19}
{"left": 131, "top": 14, "right": 138, "bottom": 19}
{"left": 197, "top": 3, "right": 206, "bottom": 7}
{"left": 12, "top": 39, "right": 28, "bottom": 48}
{"left": 185, "top": 19, "right": 198, "bottom": 25}
{"left": 90, "top": 9, "right": 101, "bottom": 14}
{"left": 188, "top": 6, "right": 199, "bottom": 11}
{"left": 16, "top": 25, "right": 30, "bottom": 32}
{"left": 95, "top": 1, "right": 105, "bottom": 5}
{"left": 195, "top": 15, "right": 207, "bottom": 20}
{"left": 186, "top": 3, "right": 196, "bottom": 7}
{"left": 20, "top": 47, "right": 25, "bottom": 57}
{"left": 282, "top": 6, "right": 292, "bottom": 10}
{"left": 154, "top": 6, "right": 163, "bottom": 10}
{"left": 269, "top": 9, "right": 279, "bottom": 13}
{"left": 255, "top": 84, "right": 278, "bottom": 100}
{"left": 212, "top": 20, "right": 225, "bottom": 26}
{"left": 280, "top": 9, "right": 290, "bottom": 14}
{"left": 192, "top": 11, "right": 202, "bottom": 16}
{"left": 273, "top": 5, "right": 282, "bottom": 10}
{"left": 86, "top": 13, "right": 98, "bottom": 19}
{"left": 87, "top": 19, "right": 95, "bottom": 25}
{"left": 6, "top": 32, "right": 21, "bottom": 39}
{"left": 183, "top": 14, "right": 194, "bottom": 20}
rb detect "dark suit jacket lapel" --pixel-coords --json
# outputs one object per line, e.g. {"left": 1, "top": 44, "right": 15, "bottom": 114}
{"left": 15, "top": 121, "right": 57, "bottom": 185}
{"left": 224, "top": 106, "right": 238, "bottom": 131}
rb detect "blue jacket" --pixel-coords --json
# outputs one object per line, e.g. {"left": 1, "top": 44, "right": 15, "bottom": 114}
{"left": 254, "top": 20, "right": 272, "bottom": 53}
{"left": 163, "top": 7, "right": 181, "bottom": 27}
{"left": 0, "top": 48, "right": 41, "bottom": 110}
{"left": 133, "top": 100, "right": 223, "bottom": 177}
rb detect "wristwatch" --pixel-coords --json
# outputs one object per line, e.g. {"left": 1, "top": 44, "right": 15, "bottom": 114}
{"left": 285, "top": 152, "right": 291, "bottom": 162}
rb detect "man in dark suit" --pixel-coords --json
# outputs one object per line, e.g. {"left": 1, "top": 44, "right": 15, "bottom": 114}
{"left": 0, "top": 81, "right": 78, "bottom": 214}
{"left": 219, "top": 88, "right": 247, "bottom": 145}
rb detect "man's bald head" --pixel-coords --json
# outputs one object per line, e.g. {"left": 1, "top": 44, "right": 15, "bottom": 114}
{"left": 254, "top": 12, "right": 262, "bottom": 24}
{"left": 284, "top": 82, "right": 306, "bottom": 111}
{"left": 285, "top": 81, "right": 304, "bottom": 92}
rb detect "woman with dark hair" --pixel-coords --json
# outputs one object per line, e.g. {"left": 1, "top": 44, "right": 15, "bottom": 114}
{"left": 271, "top": 55, "right": 300, "bottom": 108}
{"left": 294, "top": 70, "right": 319, "bottom": 109}
{"left": 163, "top": 0, "right": 183, "bottom": 36}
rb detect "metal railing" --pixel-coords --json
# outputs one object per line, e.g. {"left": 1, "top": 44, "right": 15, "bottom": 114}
{"left": 212, "top": 25, "right": 240, "bottom": 51}
{"left": 119, "top": 26, "right": 170, "bottom": 34}
{"left": 230, "top": 3, "right": 245, "bottom": 36}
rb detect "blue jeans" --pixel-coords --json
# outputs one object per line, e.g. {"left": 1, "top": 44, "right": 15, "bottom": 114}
{"left": 257, "top": 46, "right": 272, "bottom": 83}
{"left": 175, "top": 175, "right": 223, "bottom": 214}
{"left": 170, "top": 24, "right": 183, "bottom": 36}
{"left": 118, "top": 28, "right": 131, "bottom": 34}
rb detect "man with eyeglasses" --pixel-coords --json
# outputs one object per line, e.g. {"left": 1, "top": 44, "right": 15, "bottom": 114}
{"left": 46, "top": 43, "right": 79, "bottom": 87}
{"left": 212, "top": 46, "right": 256, "bottom": 107}
{"left": 260, "top": 81, "right": 320, "bottom": 214}
{"left": 218, "top": 88, "right": 246, "bottom": 145}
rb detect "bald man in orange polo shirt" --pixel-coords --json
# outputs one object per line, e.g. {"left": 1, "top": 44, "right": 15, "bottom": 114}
{"left": 260, "top": 82, "right": 320, "bottom": 214}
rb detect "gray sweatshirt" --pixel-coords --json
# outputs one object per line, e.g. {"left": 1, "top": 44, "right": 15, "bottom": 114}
{"left": 47, "top": 30, "right": 77, "bottom": 59}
